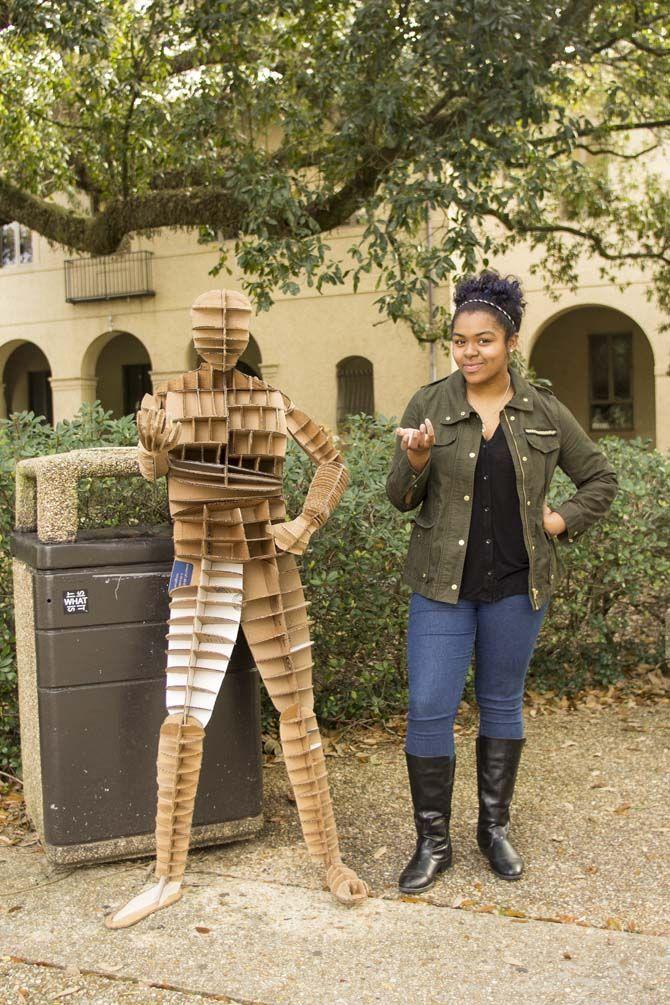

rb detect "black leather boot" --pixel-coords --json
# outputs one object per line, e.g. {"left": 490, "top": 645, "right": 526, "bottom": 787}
{"left": 398, "top": 752, "right": 455, "bottom": 894}
{"left": 476, "top": 735, "right": 525, "bottom": 881}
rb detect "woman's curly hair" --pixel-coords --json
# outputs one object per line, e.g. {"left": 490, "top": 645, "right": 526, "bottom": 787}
{"left": 452, "top": 268, "right": 526, "bottom": 338}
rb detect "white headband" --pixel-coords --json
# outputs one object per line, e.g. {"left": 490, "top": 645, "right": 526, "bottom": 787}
{"left": 457, "top": 298, "right": 518, "bottom": 331}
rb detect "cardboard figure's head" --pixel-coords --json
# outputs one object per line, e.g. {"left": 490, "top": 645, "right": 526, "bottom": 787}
{"left": 190, "top": 289, "right": 253, "bottom": 370}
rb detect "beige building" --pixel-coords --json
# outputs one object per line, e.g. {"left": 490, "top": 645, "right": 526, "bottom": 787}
{"left": 1, "top": 191, "right": 669, "bottom": 450}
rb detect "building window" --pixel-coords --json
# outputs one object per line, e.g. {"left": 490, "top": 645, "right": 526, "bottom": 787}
{"left": 122, "top": 363, "right": 152, "bottom": 416}
{"left": 336, "top": 356, "right": 374, "bottom": 428}
{"left": 588, "top": 332, "right": 633, "bottom": 431}
{"left": 1, "top": 222, "right": 32, "bottom": 268}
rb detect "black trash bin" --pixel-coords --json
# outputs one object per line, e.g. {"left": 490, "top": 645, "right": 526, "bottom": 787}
{"left": 12, "top": 476, "right": 263, "bottom": 866}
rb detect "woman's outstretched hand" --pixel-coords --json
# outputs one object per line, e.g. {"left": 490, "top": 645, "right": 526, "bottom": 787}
{"left": 395, "top": 417, "right": 435, "bottom": 473}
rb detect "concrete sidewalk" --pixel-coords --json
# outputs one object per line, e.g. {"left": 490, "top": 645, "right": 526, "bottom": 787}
{"left": 1, "top": 703, "right": 668, "bottom": 1004}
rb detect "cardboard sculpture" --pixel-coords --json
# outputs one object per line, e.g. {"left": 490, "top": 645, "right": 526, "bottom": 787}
{"left": 105, "top": 290, "right": 368, "bottom": 928}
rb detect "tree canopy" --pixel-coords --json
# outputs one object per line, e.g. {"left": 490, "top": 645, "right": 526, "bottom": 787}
{"left": 1, "top": 0, "right": 669, "bottom": 336}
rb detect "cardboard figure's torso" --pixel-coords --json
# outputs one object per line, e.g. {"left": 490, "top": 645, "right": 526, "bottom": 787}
{"left": 155, "top": 365, "right": 290, "bottom": 564}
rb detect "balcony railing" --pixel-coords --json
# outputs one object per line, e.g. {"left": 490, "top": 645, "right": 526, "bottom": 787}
{"left": 64, "top": 251, "right": 155, "bottom": 303}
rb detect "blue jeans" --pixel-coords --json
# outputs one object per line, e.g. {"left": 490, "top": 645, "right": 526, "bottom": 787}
{"left": 406, "top": 592, "right": 549, "bottom": 758}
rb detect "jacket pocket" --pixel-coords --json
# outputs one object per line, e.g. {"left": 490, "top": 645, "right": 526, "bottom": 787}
{"left": 433, "top": 426, "right": 459, "bottom": 448}
{"left": 543, "top": 527, "right": 565, "bottom": 582}
{"left": 525, "top": 429, "right": 560, "bottom": 494}
{"left": 412, "top": 510, "right": 436, "bottom": 528}
{"left": 406, "top": 510, "right": 436, "bottom": 581}
{"left": 524, "top": 430, "right": 560, "bottom": 454}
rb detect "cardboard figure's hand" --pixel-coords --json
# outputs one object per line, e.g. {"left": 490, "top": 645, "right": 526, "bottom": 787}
{"left": 137, "top": 406, "right": 181, "bottom": 455}
{"left": 270, "top": 514, "right": 314, "bottom": 555}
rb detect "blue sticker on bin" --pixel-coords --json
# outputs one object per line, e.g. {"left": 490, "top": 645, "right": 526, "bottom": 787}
{"left": 169, "top": 560, "right": 194, "bottom": 591}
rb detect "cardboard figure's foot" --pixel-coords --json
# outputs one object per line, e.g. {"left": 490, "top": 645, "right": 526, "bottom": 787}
{"left": 104, "top": 879, "right": 182, "bottom": 930}
{"left": 326, "top": 863, "right": 369, "bottom": 906}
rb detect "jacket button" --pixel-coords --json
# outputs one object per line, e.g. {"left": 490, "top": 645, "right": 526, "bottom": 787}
{"left": 522, "top": 456, "right": 527, "bottom": 461}
{"left": 422, "top": 572, "right": 427, "bottom": 578}
{"left": 458, "top": 539, "right": 465, "bottom": 546}
{"left": 523, "top": 397, "right": 528, "bottom": 402}
{"left": 469, "top": 451, "right": 475, "bottom": 458}
{"left": 451, "top": 584, "right": 457, "bottom": 590}
{"left": 464, "top": 494, "right": 470, "bottom": 501}
{"left": 510, "top": 415, "right": 516, "bottom": 421}
{"left": 445, "top": 415, "right": 451, "bottom": 420}
{"left": 527, "top": 500, "right": 531, "bottom": 506}
{"left": 460, "top": 410, "right": 466, "bottom": 416}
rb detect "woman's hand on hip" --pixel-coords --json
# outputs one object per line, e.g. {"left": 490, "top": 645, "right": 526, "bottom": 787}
{"left": 543, "top": 502, "right": 567, "bottom": 537}
{"left": 395, "top": 418, "right": 435, "bottom": 473}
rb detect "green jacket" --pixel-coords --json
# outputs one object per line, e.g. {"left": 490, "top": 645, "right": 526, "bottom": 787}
{"left": 386, "top": 367, "right": 618, "bottom": 611}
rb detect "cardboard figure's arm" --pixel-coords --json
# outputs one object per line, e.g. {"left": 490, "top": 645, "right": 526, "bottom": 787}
{"left": 271, "top": 394, "right": 349, "bottom": 555}
{"left": 136, "top": 394, "right": 181, "bottom": 482}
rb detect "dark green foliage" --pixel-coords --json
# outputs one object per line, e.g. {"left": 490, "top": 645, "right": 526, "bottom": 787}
{"left": 0, "top": 405, "right": 168, "bottom": 773}
{"left": 535, "top": 434, "right": 670, "bottom": 692}
{"left": 281, "top": 414, "right": 413, "bottom": 727}
{"left": 1, "top": 407, "right": 668, "bottom": 772}
{"left": 2, "top": 2, "right": 670, "bottom": 332}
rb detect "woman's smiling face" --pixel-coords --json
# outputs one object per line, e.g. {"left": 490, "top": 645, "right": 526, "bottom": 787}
{"left": 450, "top": 309, "right": 518, "bottom": 384}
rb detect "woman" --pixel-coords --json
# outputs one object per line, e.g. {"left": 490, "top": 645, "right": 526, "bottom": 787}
{"left": 386, "top": 269, "right": 618, "bottom": 892}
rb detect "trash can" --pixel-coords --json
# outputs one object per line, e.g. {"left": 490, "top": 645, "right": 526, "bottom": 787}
{"left": 12, "top": 448, "right": 263, "bottom": 866}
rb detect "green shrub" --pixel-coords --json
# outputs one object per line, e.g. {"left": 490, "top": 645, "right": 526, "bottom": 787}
{"left": 0, "top": 405, "right": 168, "bottom": 772}
{"left": 1, "top": 407, "right": 668, "bottom": 773}
{"left": 282, "top": 414, "right": 412, "bottom": 726}
{"left": 536, "top": 434, "right": 670, "bottom": 691}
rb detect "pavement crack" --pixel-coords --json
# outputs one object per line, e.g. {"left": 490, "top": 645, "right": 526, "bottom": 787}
{"left": 4, "top": 955, "right": 269, "bottom": 1005}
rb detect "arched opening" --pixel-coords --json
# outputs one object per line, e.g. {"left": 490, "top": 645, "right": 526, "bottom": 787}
{"left": 187, "top": 333, "right": 263, "bottom": 378}
{"left": 1, "top": 341, "right": 53, "bottom": 423}
{"left": 336, "top": 356, "right": 374, "bottom": 428}
{"left": 529, "top": 305, "right": 655, "bottom": 445}
{"left": 87, "top": 331, "right": 153, "bottom": 418}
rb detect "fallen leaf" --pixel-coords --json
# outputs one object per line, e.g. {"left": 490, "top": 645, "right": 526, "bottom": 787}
{"left": 195, "top": 925, "right": 211, "bottom": 934}
{"left": 500, "top": 908, "right": 527, "bottom": 918}
{"left": 372, "top": 846, "right": 387, "bottom": 860}
{"left": 563, "top": 952, "right": 573, "bottom": 960}
{"left": 613, "top": 803, "right": 632, "bottom": 815}
{"left": 451, "top": 896, "right": 477, "bottom": 909}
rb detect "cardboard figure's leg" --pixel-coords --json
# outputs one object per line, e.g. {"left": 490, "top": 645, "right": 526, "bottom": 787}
{"left": 242, "top": 553, "right": 368, "bottom": 906}
{"left": 105, "top": 559, "right": 243, "bottom": 929}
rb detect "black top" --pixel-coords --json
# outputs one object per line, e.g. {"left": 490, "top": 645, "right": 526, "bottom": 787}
{"left": 459, "top": 422, "right": 529, "bottom": 602}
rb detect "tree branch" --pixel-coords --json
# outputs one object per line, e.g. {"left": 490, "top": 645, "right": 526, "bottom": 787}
{"left": 485, "top": 208, "right": 670, "bottom": 266}
{"left": 573, "top": 141, "right": 659, "bottom": 159}
{"left": 0, "top": 176, "right": 249, "bottom": 253}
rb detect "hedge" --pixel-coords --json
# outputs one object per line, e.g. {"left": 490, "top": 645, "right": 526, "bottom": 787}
{"left": 1, "top": 405, "right": 668, "bottom": 773}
